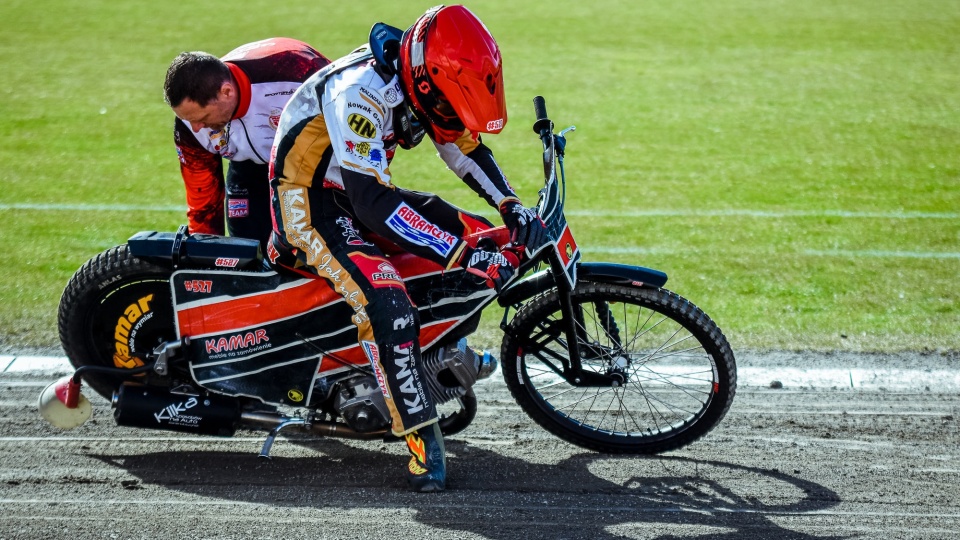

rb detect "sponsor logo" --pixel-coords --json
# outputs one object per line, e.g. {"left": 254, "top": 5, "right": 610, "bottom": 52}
{"left": 348, "top": 102, "right": 374, "bottom": 115}
{"left": 372, "top": 262, "right": 401, "bottom": 283}
{"left": 385, "top": 203, "right": 458, "bottom": 257}
{"left": 154, "top": 396, "right": 200, "bottom": 426}
{"left": 184, "top": 280, "right": 213, "bottom": 293}
{"left": 267, "top": 241, "right": 281, "bottom": 264}
{"left": 113, "top": 294, "right": 153, "bottom": 369}
{"left": 287, "top": 389, "right": 305, "bottom": 402}
{"left": 382, "top": 81, "right": 403, "bottom": 107}
{"left": 557, "top": 225, "right": 578, "bottom": 265}
{"left": 228, "top": 198, "right": 249, "bottom": 218}
{"left": 336, "top": 216, "right": 371, "bottom": 246}
{"left": 268, "top": 107, "right": 282, "bottom": 129}
{"left": 215, "top": 257, "right": 240, "bottom": 268}
{"left": 486, "top": 118, "right": 504, "bottom": 131}
{"left": 176, "top": 146, "right": 186, "bottom": 165}
{"left": 282, "top": 187, "right": 325, "bottom": 255}
{"left": 282, "top": 188, "right": 369, "bottom": 324}
{"left": 393, "top": 342, "right": 426, "bottom": 415}
{"left": 347, "top": 113, "right": 377, "bottom": 139}
{"left": 349, "top": 254, "right": 405, "bottom": 290}
{"left": 209, "top": 129, "right": 228, "bottom": 153}
{"left": 360, "top": 87, "right": 386, "bottom": 107}
{"left": 205, "top": 329, "right": 269, "bottom": 354}
{"left": 345, "top": 141, "right": 383, "bottom": 166}
{"left": 362, "top": 341, "right": 391, "bottom": 399}
{"left": 264, "top": 90, "right": 295, "bottom": 97}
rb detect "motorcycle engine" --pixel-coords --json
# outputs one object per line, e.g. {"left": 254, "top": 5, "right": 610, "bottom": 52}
{"left": 333, "top": 375, "right": 391, "bottom": 432}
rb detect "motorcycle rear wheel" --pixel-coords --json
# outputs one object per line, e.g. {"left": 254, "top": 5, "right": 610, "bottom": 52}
{"left": 58, "top": 244, "right": 176, "bottom": 399}
{"left": 501, "top": 283, "right": 736, "bottom": 454}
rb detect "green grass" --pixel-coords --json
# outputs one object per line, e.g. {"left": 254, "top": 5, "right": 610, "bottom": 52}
{"left": 0, "top": 0, "right": 957, "bottom": 353}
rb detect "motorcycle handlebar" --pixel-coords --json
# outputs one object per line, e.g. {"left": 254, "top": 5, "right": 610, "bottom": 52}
{"left": 532, "top": 96, "right": 553, "bottom": 135}
{"left": 533, "top": 96, "right": 547, "bottom": 122}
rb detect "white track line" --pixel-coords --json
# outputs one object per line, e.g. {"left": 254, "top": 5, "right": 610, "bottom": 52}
{"left": 3, "top": 203, "right": 958, "bottom": 220}
{"left": 568, "top": 209, "right": 960, "bottom": 220}
{"left": 1, "top": 203, "right": 186, "bottom": 212}
{"left": 802, "top": 249, "right": 960, "bottom": 260}
{"left": 6, "top": 204, "right": 957, "bottom": 258}
{"left": 0, "top": 498, "right": 957, "bottom": 520}
{"left": 4, "top": 357, "right": 959, "bottom": 390}
{"left": 588, "top": 247, "right": 960, "bottom": 259}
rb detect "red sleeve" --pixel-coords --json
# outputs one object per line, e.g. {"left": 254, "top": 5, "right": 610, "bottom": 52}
{"left": 174, "top": 119, "right": 225, "bottom": 235}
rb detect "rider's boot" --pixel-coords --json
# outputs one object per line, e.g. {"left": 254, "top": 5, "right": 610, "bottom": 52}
{"left": 405, "top": 422, "right": 446, "bottom": 492}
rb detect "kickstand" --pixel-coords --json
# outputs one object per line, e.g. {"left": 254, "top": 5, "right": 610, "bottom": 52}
{"left": 258, "top": 418, "right": 308, "bottom": 459}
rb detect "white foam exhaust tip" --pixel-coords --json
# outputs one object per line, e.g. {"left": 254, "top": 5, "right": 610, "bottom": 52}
{"left": 37, "top": 376, "right": 92, "bottom": 429}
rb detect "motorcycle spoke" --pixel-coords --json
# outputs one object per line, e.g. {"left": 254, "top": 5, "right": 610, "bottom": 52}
{"left": 504, "top": 283, "right": 735, "bottom": 454}
{"left": 515, "top": 288, "right": 724, "bottom": 439}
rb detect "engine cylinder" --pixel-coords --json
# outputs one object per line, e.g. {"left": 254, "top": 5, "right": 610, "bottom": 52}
{"left": 421, "top": 338, "right": 479, "bottom": 403}
{"left": 112, "top": 383, "right": 240, "bottom": 436}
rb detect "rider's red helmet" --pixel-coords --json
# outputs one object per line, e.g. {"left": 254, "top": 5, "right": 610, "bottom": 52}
{"left": 398, "top": 5, "right": 507, "bottom": 144}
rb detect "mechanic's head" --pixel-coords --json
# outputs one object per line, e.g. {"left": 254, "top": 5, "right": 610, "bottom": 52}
{"left": 399, "top": 5, "right": 507, "bottom": 144}
{"left": 164, "top": 52, "right": 238, "bottom": 133}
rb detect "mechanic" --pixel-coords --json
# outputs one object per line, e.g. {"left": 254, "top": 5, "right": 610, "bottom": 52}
{"left": 268, "top": 5, "right": 550, "bottom": 492}
{"left": 163, "top": 38, "right": 331, "bottom": 250}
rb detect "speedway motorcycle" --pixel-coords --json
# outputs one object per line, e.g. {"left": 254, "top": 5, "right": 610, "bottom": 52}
{"left": 41, "top": 97, "right": 737, "bottom": 458}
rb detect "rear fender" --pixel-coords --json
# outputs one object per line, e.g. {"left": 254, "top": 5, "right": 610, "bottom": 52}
{"left": 497, "top": 262, "right": 668, "bottom": 307}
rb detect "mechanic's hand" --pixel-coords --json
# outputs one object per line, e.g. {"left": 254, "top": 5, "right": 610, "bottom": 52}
{"left": 461, "top": 246, "right": 518, "bottom": 292}
{"left": 500, "top": 201, "right": 550, "bottom": 254}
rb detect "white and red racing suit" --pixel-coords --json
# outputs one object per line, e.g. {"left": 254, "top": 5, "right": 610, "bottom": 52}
{"left": 269, "top": 48, "right": 522, "bottom": 436}
{"left": 174, "top": 38, "right": 330, "bottom": 248}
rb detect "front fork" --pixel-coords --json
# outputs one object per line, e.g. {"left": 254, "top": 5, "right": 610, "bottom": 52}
{"left": 503, "top": 253, "right": 625, "bottom": 388}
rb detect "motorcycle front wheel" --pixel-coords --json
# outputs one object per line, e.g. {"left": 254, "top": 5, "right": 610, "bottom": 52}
{"left": 501, "top": 283, "right": 736, "bottom": 454}
{"left": 58, "top": 244, "right": 177, "bottom": 399}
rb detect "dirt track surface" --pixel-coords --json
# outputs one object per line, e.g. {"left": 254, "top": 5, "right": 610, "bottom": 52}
{"left": 2, "top": 352, "right": 959, "bottom": 539}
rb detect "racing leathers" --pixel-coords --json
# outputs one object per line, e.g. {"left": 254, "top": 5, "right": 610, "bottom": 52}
{"left": 269, "top": 49, "right": 524, "bottom": 436}
{"left": 174, "top": 38, "right": 330, "bottom": 248}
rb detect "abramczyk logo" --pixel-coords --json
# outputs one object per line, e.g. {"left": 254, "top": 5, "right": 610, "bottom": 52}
{"left": 386, "top": 204, "right": 457, "bottom": 257}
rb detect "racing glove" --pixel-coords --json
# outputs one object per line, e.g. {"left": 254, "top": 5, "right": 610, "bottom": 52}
{"left": 460, "top": 245, "right": 518, "bottom": 292}
{"left": 500, "top": 201, "right": 550, "bottom": 254}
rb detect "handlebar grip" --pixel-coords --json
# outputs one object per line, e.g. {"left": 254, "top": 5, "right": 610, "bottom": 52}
{"left": 532, "top": 96, "right": 552, "bottom": 134}
{"left": 533, "top": 96, "right": 547, "bottom": 121}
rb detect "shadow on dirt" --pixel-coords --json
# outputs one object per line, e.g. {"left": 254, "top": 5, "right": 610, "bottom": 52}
{"left": 94, "top": 438, "right": 847, "bottom": 540}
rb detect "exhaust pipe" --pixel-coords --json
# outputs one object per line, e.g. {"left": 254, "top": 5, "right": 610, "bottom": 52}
{"left": 112, "top": 383, "right": 240, "bottom": 436}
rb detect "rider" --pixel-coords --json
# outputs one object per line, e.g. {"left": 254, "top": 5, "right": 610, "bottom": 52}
{"left": 269, "top": 5, "right": 550, "bottom": 492}
{"left": 163, "top": 38, "right": 331, "bottom": 250}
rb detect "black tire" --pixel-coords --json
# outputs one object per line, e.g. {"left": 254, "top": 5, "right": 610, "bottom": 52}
{"left": 58, "top": 245, "right": 176, "bottom": 399}
{"left": 436, "top": 390, "right": 477, "bottom": 437}
{"left": 501, "top": 283, "right": 736, "bottom": 454}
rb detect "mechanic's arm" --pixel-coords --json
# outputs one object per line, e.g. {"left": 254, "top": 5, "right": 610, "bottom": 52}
{"left": 174, "top": 119, "right": 225, "bottom": 236}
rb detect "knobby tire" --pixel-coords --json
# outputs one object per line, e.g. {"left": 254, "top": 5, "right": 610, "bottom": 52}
{"left": 501, "top": 283, "right": 736, "bottom": 454}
